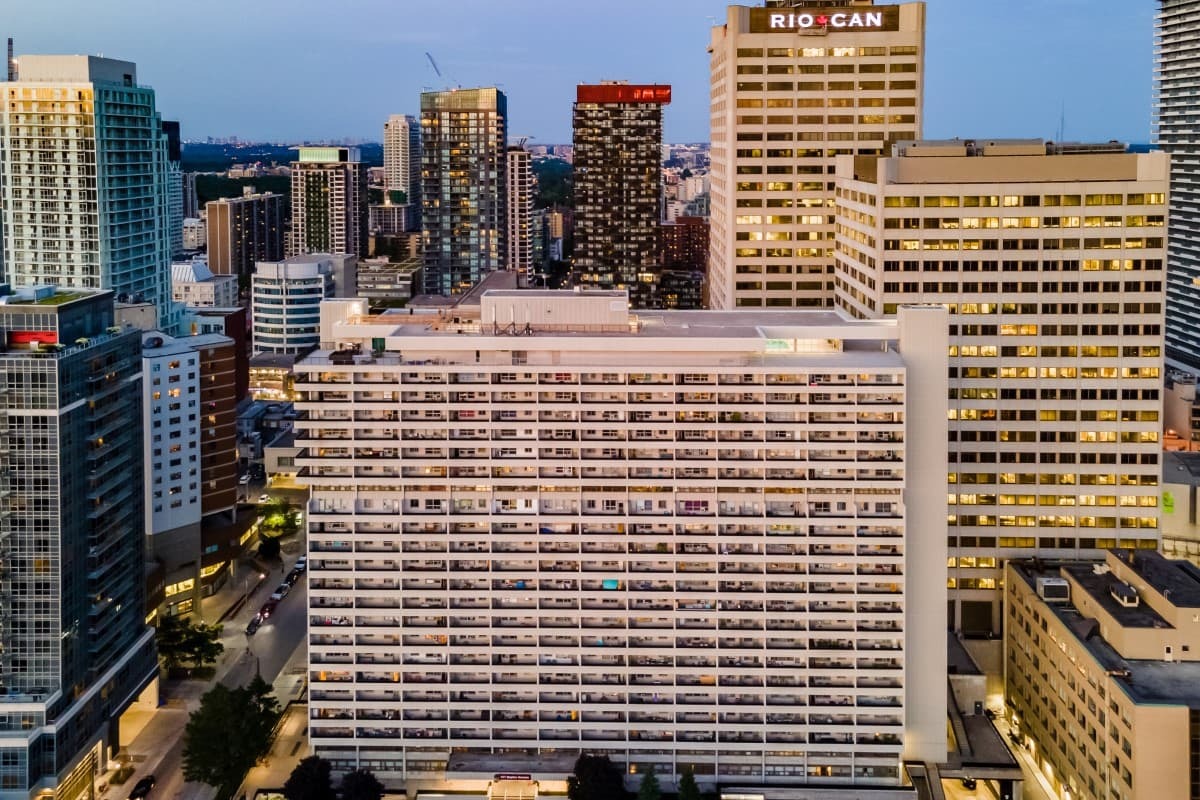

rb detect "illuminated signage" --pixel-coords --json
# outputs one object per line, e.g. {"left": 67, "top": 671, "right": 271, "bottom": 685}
{"left": 748, "top": 6, "right": 900, "bottom": 34}
{"left": 576, "top": 84, "right": 672, "bottom": 105}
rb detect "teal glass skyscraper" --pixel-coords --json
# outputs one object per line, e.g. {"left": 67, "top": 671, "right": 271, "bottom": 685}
{"left": 0, "top": 55, "right": 176, "bottom": 330}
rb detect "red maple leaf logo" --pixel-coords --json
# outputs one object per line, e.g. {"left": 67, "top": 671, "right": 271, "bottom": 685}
{"left": 816, "top": 15, "right": 828, "bottom": 24}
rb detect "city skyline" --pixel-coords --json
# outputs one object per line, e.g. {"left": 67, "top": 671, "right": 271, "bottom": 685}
{"left": 7, "top": 0, "right": 1152, "bottom": 144}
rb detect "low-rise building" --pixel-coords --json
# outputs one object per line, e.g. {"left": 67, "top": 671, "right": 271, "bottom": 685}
{"left": 172, "top": 259, "right": 239, "bottom": 307}
{"left": 1006, "top": 550, "right": 1200, "bottom": 800}
{"left": 355, "top": 256, "right": 420, "bottom": 304}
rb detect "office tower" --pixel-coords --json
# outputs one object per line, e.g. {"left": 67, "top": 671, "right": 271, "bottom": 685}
{"left": 206, "top": 190, "right": 285, "bottom": 281}
{"left": 506, "top": 145, "right": 535, "bottom": 277}
{"left": 0, "top": 55, "right": 176, "bottom": 328}
{"left": 1156, "top": 1, "right": 1200, "bottom": 369}
{"left": 1007, "top": 550, "right": 1200, "bottom": 800}
{"left": 708, "top": 2, "right": 925, "bottom": 310}
{"left": 252, "top": 255, "right": 337, "bottom": 354}
{"left": 0, "top": 286, "right": 156, "bottom": 800}
{"left": 290, "top": 146, "right": 368, "bottom": 258}
{"left": 420, "top": 88, "right": 508, "bottom": 295}
{"left": 833, "top": 139, "right": 1168, "bottom": 633}
{"left": 143, "top": 329, "right": 240, "bottom": 616}
{"left": 298, "top": 291, "right": 949, "bottom": 791}
{"left": 572, "top": 82, "right": 671, "bottom": 307}
{"left": 383, "top": 114, "right": 421, "bottom": 211}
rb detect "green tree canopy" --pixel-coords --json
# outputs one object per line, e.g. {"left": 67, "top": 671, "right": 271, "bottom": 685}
{"left": 339, "top": 768, "right": 384, "bottom": 800}
{"left": 567, "top": 754, "right": 626, "bottom": 800}
{"left": 284, "top": 756, "right": 336, "bottom": 800}
{"left": 637, "top": 767, "right": 661, "bottom": 800}
{"left": 677, "top": 767, "right": 701, "bottom": 800}
{"left": 182, "top": 678, "right": 280, "bottom": 796}
{"left": 261, "top": 498, "right": 302, "bottom": 538}
{"left": 157, "top": 616, "right": 224, "bottom": 672}
{"left": 258, "top": 534, "right": 282, "bottom": 562}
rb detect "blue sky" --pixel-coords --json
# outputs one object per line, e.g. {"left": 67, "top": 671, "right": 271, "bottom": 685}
{"left": 8, "top": 0, "right": 1153, "bottom": 144}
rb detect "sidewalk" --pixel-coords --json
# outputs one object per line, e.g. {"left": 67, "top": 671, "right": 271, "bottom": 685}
{"left": 238, "top": 645, "right": 311, "bottom": 799}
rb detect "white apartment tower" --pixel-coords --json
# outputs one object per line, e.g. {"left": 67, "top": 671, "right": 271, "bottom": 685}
{"left": 833, "top": 140, "right": 1168, "bottom": 632}
{"left": 298, "top": 292, "right": 949, "bottom": 793}
{"left": 708, "top": 1, "right": 924, "bottom": 310}
{"left": 505, "top": 146, "right": 535, "bottom": 277}
{"left": 0, "top": 55, "right": 176, "bottom": 328}
{"left": 384, "top": 114, "right": 421, "bottom": 212}
{"left": 252, "top": 255, "right": 336, "bottom": 354}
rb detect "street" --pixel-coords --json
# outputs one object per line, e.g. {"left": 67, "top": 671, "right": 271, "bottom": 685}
{"left": 114, "top": 546, "right": 309, "bottom": 800}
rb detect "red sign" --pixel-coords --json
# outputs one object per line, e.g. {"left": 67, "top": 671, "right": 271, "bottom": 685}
{"left": 9, "top": 330, "right": 57, "bottom": 345}
{"left": 576, "top": 84, "right": 672, "bottom": 105}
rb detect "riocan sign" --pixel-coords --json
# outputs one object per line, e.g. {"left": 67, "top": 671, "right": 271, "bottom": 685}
{"left": 748, "top": 6, "right": 901, "bottom": 33}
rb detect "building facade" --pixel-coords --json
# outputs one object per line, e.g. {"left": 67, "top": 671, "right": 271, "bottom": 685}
{"left": 0, "top": 55, "right": 176, "bottom": 329}
{"left": 290, "top": 147, "right": 368, "bottom": 259}
{"left": 660, "top": 215, "right": 710, "bottom": 309}
{"left": 708, "top": 2, "right": 925, "bottom": 310}
{"left": 505, "top": 146, "right": 535, "bottom": 278}
{"left": 1156, "top": 0, "right": 1200, "bottom": 370}
{"left": 0, "top": 286, "right": 157, "bottom": 800}
{"left": 833, "top": 139, "right": 1168, "bottom": 632}
{"left": 171, "top": 260, "right": 239, "bottom": 307}
{"left": 297, "top": 292, "right": 949, "bottom": 792}
{"left": 252, "top": 255, "right": 336, "bottom": 354}
{"left": 205, "top": 190, "right": 285, "bottom": 281}
{"left": 420, "top": 88, "right": 508, "bottom": 296}
{"left": 1006, "top": 550, "right": 1200, "bottom": 800}
{"left": 383, "top": 114, "right": 421, "bottom": 213}
{"left": 572, "top": 82, "right": 671, "bottom": 307}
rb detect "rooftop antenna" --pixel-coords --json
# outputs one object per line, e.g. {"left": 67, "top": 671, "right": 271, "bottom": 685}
{"left": 1056, "top": 100, "right": 1065, "bottom": 143}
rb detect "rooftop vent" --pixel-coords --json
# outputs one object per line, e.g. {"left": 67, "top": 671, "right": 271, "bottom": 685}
{"left": 1110, "top": 581, "right": 1140, "bottom": 608}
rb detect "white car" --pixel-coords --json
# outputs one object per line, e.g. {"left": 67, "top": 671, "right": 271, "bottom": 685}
{"left": 294, "top": 555, "right": 308, "bottom": 572}
{"left": 238, "top": 474, "right": 251, "bottom": 485}
{"left": 259, "top": 493, "right": 271, "bottom": 503}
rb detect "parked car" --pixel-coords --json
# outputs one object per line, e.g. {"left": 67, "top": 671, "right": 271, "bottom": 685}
{"left": 259, "top": 600, "right": 278, "bottom": 620}
{"left": 284, "top": 569, "right": 301, "bottom": 587}
{"left": 294, "top": 555, "right": 307, "bottom": 572}
{"left": 238, "top": 474, "right": 251, "bottom": 485}
{"left": 245, "top": 615, "right": 262, "bottom": 636}
{"left": 270, "top": 583, "right": 290, "bottom": 601}
{"left": 258, "top": 493, "right": 271, "bottom": 503}
{"left": 128, "top": 776, "right": 156, "bottom": 800}
{"left": 960, "top": 777, "right": 977, "bottom": 790}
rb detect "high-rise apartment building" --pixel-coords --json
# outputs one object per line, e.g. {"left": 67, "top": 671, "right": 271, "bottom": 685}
{"left": 383, "top": 114, "right": 421, "bottom": 212}
{"left": 833, "top": 139, "right": 1168, "bottom": 632}
{"left": 0, "top": 55, "right": 176, "bottom": 328}
{"left": 206, "top": 190, "right": 285, "bottom": 281}
{"left": 708, "top": 2, "right": 924, "bottom": 310}
{"left": 572, "top": 82, "right": 671, "bottom": 307}
{"left": 505, "top": 145, "right": 535, "bottom": 277}
{"left": 290, "top": 147, "right": 368, "bottom": 259}
{"left": 420, "top": 88, "right": 508, "bottom": 296}
{"left": 1156, "top": 1, "right": 1200, "bottom": 370}
{"left": 298, "top": 291, "right": 949, "bottom": 792}
{"left": 162, "top": 121, "right": 184, "bottom": 258}
{"left": 0, "top": 286, "right": 156, "bottom": 800}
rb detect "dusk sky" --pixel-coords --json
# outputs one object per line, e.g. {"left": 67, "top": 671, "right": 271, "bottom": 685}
{"left": 9, "top": 0, "right": 1152, "bottom": 145}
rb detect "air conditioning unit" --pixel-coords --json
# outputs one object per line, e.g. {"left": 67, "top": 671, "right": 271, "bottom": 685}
{"left": 1036, "top": 576, "right": 1070, "bottom": 603}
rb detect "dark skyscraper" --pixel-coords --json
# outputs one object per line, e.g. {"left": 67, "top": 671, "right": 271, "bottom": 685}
{"left": 0, "top": 286, "right": 156, "bottom": 800}
{"left": 572, "top": 82, "right": 671, "bottom": 307}
{"left": 420, "top": 87, "right": 508, "bottom": 296}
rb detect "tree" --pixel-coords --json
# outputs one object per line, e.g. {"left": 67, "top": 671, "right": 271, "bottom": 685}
{"left": 637, "top": 767, "right": 661, "bottom": 800}
{"left": 261, "top": 498, "right": 301, "bottom": 538}
{"left": 182, "top": 678, "right": 280, "bottom": 796}
{"left": 339, "top": 768, "right": 384, "bottom": 800}
{"left": 284, "top": 756, "right": 336, "bottom": 800}
{"left": 677, "top": 767, "right": 701, "bottom": 800}
{"left": 157, "top": 616, "right": 224, "bottom": 673}
{"left": 567, "top": 754, "right": 626, "bottom": 800}
{"left": 258, "top": 534, "right": 282, "bottom": 562}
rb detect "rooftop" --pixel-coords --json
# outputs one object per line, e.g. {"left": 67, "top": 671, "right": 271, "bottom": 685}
{"left": 1061, "top": 562, "right": 1172, "bottom": 629}
{"left": 1011, "top": 561, "right": 1200, "bottom": 708}
{"left": 1112, "top": 549, "right": 1200, "bottom": 607}
{"left": 1163, "top": 449, "right": 1200, "bottom": 487}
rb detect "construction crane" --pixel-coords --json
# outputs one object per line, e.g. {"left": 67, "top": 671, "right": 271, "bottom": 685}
{"left": 425, "top": 52, "right": 442, "bottom": 79}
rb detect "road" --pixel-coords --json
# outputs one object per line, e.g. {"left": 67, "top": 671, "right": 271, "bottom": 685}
{"left": 119, "top": 556, "right": 308, "bottom": 800}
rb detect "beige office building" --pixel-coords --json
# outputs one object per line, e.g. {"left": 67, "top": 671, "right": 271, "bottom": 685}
{"left": 297, "top": 292, "right": 949, "bottom": 793}
{"left": 1007, "top": 550, "right": 1200, "bottom": 800}
{"left": 833, "top": 140, "right": 1167, "bottom": 632}
{"left": 708, "top": 1, "right": 924, "bottom": 311}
